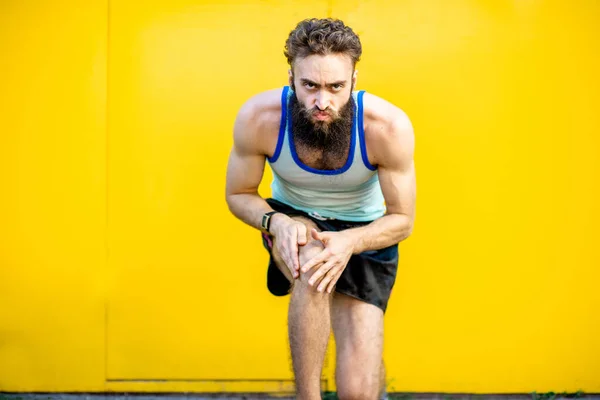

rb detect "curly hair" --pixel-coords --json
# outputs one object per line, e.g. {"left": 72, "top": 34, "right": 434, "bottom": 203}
{"left": 284, "top": 18, "right": 362, "bottom": 68}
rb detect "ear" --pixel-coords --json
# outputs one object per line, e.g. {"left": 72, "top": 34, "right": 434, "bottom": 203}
{"left": 288, "top": 69, "right": 294, "bottom": 87}
{"left": 352, "top": 69, "right": 358, "bottom": 87}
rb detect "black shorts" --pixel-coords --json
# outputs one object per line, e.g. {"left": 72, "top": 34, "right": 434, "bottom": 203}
{"left": 261, "top": 198, "right": 399, "bottom": 313}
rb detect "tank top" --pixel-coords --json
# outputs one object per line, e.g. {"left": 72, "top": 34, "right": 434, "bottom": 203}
{"left": 267, "top": 86, "right": 385, "bottom": 222}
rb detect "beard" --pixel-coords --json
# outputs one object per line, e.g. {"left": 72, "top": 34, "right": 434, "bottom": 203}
{"left": 289, "top": 92, "right": 355, "bottom": 153}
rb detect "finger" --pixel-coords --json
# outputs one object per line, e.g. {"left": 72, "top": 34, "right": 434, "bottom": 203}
{"left": 310, "top": 228, "right": 323, "bottom": 242}
{"left": 281, "top": 246, "right": 299, "bottom": 279}
{"left": 310, "top": 228, "right": 327, "bottom": 243}
{"left": 291, "top": 251, "right": 301, "bottom": 278}
{"left": 282, "top": 253, "right": 297, "bottom": 279}
{"left": 297, "top": 224, "right": 307, "bottom": 246}
{"left": 308, "top": 259, "right": 336, "bottom": 287}
{"left": 326, "top": 271, "right": 341, "bottom": 293}
{"left": 317, "top": 265, "right": 339, "bottom": 293}
{"left": 289, "top": 233, "right": 300, "bottom": 273}
{"left": 289, "top": 259, "right": 299, "bottom": 279}
{"left": 301, "top": 248, "right": 330, "bottom": 273}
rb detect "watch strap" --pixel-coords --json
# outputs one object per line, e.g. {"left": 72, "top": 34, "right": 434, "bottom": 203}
{"left": 261, "top": 211, "right": 279, "bottom": 233}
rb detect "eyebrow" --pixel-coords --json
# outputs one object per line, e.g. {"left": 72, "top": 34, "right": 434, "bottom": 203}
{"left": 300, "top": 78, "right": 347, "bottom": 88}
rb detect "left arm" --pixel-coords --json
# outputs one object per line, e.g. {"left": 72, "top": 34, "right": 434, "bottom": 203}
{"left": 301, "top": 105, "right": 416, "bottom": 293}
{"left": 344, "top": 111, "right": 416, "bottom": 253}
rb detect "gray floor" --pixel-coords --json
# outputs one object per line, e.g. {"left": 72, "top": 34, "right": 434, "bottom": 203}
{"left": 1, "top": 394, "right": 599, "bottom": 400}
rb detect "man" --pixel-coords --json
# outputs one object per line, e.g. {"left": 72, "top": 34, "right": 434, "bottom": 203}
{"left": 225, "top": 18, "right": 416, "bottom": 400}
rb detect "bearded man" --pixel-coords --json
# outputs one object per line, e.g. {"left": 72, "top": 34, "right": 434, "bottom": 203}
{"left": 225, "top": 18, "right": 416, "bottom": 400}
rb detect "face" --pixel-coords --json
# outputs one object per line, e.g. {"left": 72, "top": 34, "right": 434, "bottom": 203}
{"left": 289, "top": 53, "right": 357, "bottom": 126}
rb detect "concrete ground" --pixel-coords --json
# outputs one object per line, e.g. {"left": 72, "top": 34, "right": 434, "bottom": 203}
{"left": 1, "top": 394, "right": 599, "bottom": 400}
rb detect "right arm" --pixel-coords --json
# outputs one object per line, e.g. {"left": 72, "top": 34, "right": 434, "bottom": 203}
{"left": 225, "top": 93, "right": 307, "bottom": 277}
{"left": 225, "top": 99, "right": 276, "bottom": 230}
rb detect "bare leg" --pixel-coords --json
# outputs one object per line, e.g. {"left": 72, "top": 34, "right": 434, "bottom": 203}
{"left": 272, "top": 217, "right": 331, "bottom": 400}
{"left": 380, "top": 361, "right": 387, "bottom": 399}
{"left": 331, "top": 293, "right": 385, "bottom": 400}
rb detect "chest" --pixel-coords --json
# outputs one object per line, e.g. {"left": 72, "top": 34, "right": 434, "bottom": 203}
{"left": 293, "top": 137, "right": 351, "bottom": 171}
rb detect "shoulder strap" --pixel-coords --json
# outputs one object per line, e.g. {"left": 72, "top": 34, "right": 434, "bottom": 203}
{"left": 357, "top": 90, "right": 377, "bottom": 171}
{"left": 267, "top": 86, "right": 289, "bottom": 163}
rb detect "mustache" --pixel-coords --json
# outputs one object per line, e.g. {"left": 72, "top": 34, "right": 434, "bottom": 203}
{"left": 299, "top": 105, "right": 339, "bottom": 120}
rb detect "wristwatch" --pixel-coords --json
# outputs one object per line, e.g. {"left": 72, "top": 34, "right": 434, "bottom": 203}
{"left": 261, "top": 211, "right": 280, "bottom": 233}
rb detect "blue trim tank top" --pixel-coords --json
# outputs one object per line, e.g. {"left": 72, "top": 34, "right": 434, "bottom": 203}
{"left": 267, "top": 86, "right": 386, "bottom": 222}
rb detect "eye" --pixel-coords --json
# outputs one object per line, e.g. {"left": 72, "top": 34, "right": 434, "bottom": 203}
{"left": 332, "top": 84, "right": 343, "bottom": 91}
{"left": 303, "top": 82, "right": 316, "bottom": 89}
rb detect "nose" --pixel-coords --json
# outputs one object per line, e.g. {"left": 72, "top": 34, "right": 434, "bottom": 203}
{"left": 314, "top": 90, "right": 330, "bottom": 110}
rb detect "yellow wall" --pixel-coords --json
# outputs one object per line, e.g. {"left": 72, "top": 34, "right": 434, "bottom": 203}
{"left": 0, "top": 0, "right": 107, "bottom": 392}
{"left": 1, "top": 0, "right": 599, "bottom": 394}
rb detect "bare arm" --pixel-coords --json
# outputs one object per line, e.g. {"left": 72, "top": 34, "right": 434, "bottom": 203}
{"left": 225, "top": 101, "right": 274, "bottom": 230}
{"left": 225, "top": 92, "right": 307, "bottom": 277}
{"left": 345, "top": 106, "right": 416, "bottom": 253}
{"left": 301, "top": 97, "right": 416, "bottom": 293}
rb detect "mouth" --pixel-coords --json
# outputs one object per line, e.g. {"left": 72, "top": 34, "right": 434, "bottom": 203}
{"left": 312, "top": 111, "right": 332, "bottom": 121}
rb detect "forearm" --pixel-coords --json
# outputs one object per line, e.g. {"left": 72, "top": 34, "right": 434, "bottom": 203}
{"left": 347, "top": 213, "right": 413, "bottom": 254}
{"left": 226, "top": 192, "right": 293, "bottom": 233}
{"left": 226, "top": 192, "right": 275, "bottom": 231}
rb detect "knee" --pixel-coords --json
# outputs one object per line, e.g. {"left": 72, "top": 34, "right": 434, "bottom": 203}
{"left": 292, "top": 273, "right": 331, "bottom": 297}
{"left": 296, "top": 241, "right": 327, "bottom": 286}
{"left": 337, "top": 374, "right": 381, "bottom": 400}
{"left": 298, "top": 239, "right": 324, "bottom": 267}
{"left": 290, "top": 230, "right": 330, "bottom": 295}
{"left": 292, "top": 258, "right": 332, "bottom": 298}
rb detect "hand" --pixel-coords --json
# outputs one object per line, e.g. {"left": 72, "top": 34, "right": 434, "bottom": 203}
{"left": 271, "top": 214, "right": 308, "bottom": 279}
{"left": 301, "top": 229, "right": 356, "bottom": 293}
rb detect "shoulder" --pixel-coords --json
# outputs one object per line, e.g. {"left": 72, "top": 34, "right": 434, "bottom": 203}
{"left": 233, "top": 87, "right": 287, "bottom": 156}
{"left": 361, "top": 91, "right": 414, "bottom": 168}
